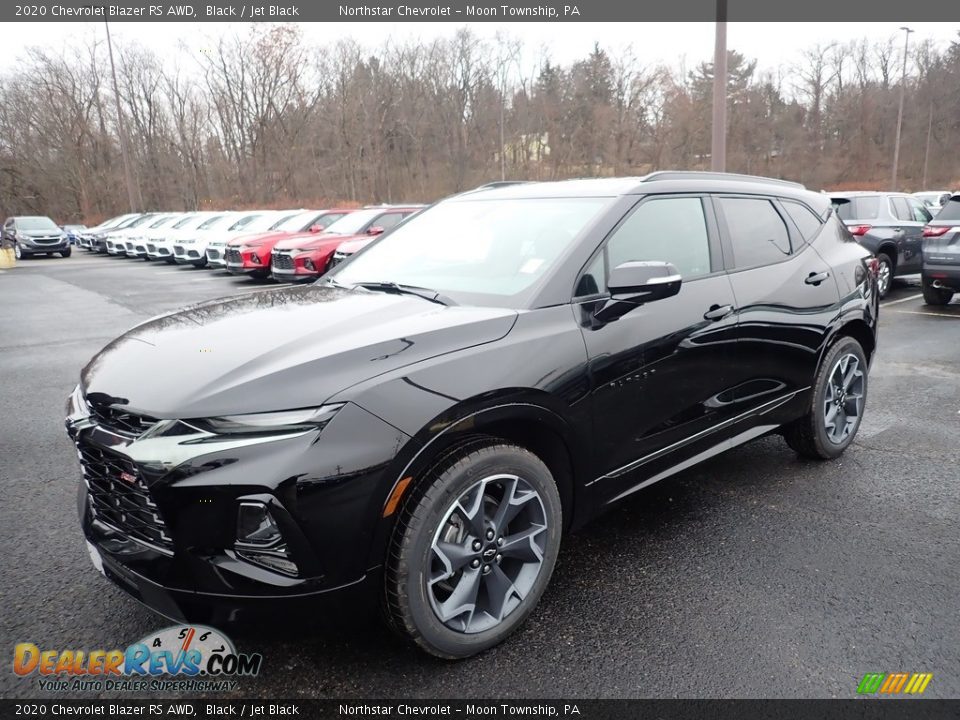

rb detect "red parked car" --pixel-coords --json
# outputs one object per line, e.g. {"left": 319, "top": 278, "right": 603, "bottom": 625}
{"left": 224, "top": 208, "right": 355, "bottom": 279}
{"left": 271, "top": 205, "right": 423, "bottom": 282}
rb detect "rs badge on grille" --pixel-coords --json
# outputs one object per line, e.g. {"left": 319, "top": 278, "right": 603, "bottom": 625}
{"left": 119, "top": 471, "right": 137, "bottom": 484}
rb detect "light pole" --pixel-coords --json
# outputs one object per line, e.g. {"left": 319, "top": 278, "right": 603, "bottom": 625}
{"left": 711, "top": 0, "right": 728, "bottom": 172}
{"left": 105, "top": 21, "right": 138, "bottom": 212}
{"left": 891, "top": 26, "right": 913, "bottom": 191}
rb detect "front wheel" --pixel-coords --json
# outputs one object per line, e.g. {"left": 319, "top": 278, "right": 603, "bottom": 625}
{"left": 60, "top": 248, "right": 72, "bottom": 258}
{"left": 921, "top": 274, "right": 954, "bottom": 306}
{"left": 14, "top": 243, "right": 24, "bottom": 260}
{"left": 384, "top": 442, "right": 562, "bottom": 658}
{"left": 784, "top": 336, "right": 868, "bottom": 460}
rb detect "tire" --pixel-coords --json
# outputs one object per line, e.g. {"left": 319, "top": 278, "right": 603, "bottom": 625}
{"left": 191, "top": 259, "right": 207, "bottom": 269}
{"left": 921, "top": 274, "right": 954, "bottom": 306}
{"left": 14, "top": 243, "right": 22, "bottom": 260}
{"left": 60, "top": 248, "right": 71, "bottom": 258}
{"left": 384, "top": 440, "right": 562, "bottom": 659}
{"left": 875, "top": 252, "right": 893, "bottom": 299}
{"left": 784, "top": 336, "right": 868, "bottom": 460}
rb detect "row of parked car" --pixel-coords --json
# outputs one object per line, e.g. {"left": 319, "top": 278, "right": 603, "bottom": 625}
{"left": 71, "top": 204, "right": 425, "bottom": 282}
{"left": 829, "top": 189, "right": 960, "bottom": 305}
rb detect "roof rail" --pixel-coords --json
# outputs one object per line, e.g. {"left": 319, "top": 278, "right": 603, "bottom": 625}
{"left": 643, "top": 171, "right": 805, "bottom": 189}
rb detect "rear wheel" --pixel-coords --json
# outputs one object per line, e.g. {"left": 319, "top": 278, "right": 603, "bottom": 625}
{"left": 784, "top": 336, "right": 868, "bottom": 460}
{"left": 875, "top": 252, "right": 893, "bottom": 299}
{"left": 921, "top": 274, "right": 954, "bottom": 306}
{"left": 385, "top": 441, "right": 562, "bottom": 658}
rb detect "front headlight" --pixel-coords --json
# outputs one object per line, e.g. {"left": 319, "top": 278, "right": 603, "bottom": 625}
{"left": 289, "top": 248, "right": 304, "bottom": 257}
{"left": 188, "top": 404, "right": 343, "bottom": 436}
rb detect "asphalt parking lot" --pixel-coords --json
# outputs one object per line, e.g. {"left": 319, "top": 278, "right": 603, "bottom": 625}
{"left": 1, "top": 251, "right": 959, "bottom": 699}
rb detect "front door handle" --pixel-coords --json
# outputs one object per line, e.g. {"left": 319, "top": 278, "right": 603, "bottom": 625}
{"left": 805, "top": 271, "right": 831, "bottom": 286}
{"left": 703, "top": 304, "right": 734, "bottom": 321}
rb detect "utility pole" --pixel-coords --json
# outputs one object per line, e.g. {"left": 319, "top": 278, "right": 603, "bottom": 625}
{"left": 921, "top": 100, "right": 933, "bottom": 189}
{"left": 105, "top": 21, "right": 138, "bottom": 212}
{"left": 711, "top": 0, "right": 728, "bottom": 172}
{"left": 891, "top": 26, "right": 913, "bottom": 191}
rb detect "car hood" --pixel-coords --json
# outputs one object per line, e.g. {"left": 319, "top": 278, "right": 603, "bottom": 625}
{"left": 274, "top": 231, "right": 361, "bottom": 251}
{"left": 228, "top": 230, "right": 291, "bottom": 247}
{"left": 21, "top": 230, "right": 63, "bottom": 237}
{"left": 81, "top": 284, "right": 517, "bottom": 418}
{"left": 336, "top": 236, "right": 374, "bottom": 254}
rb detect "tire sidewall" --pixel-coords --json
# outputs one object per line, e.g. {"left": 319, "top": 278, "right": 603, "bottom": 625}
{"left": 811, "top": 338, "right": 868, "bottom": 458}
{"left": 400, "top": 446, "right": 562, "bottom": 658}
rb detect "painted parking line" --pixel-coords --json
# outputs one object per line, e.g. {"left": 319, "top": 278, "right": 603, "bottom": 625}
{"left": 881, "top": 294, "right": 923, "bottom": 307}
{"left": 886, "top": 309, "right": 960, "bottom": 319}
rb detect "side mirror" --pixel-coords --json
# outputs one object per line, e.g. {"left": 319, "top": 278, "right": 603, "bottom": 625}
{"left": 366, "top": 226, "right": 385, "bottom": 236}
{"left": 594, "top": 261, "right": 682, "bottom": 324}
{"left": 309, "top": 224, "right": 324, "bottom": 233}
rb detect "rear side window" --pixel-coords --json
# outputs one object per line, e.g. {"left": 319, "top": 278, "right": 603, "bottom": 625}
{"left": 890, "top": 197, "right": 913, "bottom": 222}
{"left": 935, "top": 198, "right": 960, "bottom": 221}
{"left": 906, "top": 198, "right": 933, "bottom": 223}
{"left": 834, "top": 197, "right": 880, "bottom": 221}
{"left": 374, "top": 213, "right": 405, "bottom": 231}
{"left": 718, "top": 197, "right": 791, "bottom": 269}
{"left": 606, "top": 197, "right": 712, "bottom": 279}
{"left": 781, "top": 201, "right": 823, "bottom": 242}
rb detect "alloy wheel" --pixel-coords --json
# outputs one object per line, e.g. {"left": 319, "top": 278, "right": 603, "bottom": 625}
{"left": 877, "top": 260, "right": 891, "bottom": 296}
{"left": 823, "top": 353, "right": 865, "bottom": 444}
{"left": 14, "top": 243, "right": 21, "bottom": 260}
{"left": 427, "top": 473, "right": 548, "bottom": 634}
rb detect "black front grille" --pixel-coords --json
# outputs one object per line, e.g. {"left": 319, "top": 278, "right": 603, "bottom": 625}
{"left": 146, "top": 244, "right": 156, "bottom": 252}
{"left": 272, "top": 253, "right": 294, "bottom": 270}
{"left": 88, "top": 402, "right": 156, "bottom": 438}
{"left": 225, "top": 248, "right": 242, "bottom": 264}
{"left": 32, "top": 237, "right": 61, "bottom": 245}
{"left": 77, "top": 441, "right": 173, "bottom": 553}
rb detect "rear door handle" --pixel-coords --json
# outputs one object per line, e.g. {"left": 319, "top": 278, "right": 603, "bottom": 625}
{"left": 805, "top": 271, "right": 831, "bottom": 286}
{"left": 703, "top": 304, "right": 734, "bottom": 321}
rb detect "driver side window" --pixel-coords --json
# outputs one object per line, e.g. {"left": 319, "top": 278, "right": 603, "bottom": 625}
{"left": 606, "top": 197, "right": 711, "bottom": 281}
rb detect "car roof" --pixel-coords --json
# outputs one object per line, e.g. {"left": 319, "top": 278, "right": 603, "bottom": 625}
{"left": 451, "top": 172, "right": 826, "bottom": 209}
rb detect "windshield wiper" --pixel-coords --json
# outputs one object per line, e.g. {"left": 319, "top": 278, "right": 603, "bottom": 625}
{"left": 352, "top": 281, "right": 457, "bottom": 306}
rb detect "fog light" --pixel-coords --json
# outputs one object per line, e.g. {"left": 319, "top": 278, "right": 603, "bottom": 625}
{"left": 303, "top": 259, "right": 315, "bottom": 270}
{"left": 236, "top": 502, "right": 281, "bottom": 546}
{"left": 235, "top": 502, "right": 299, "bottom": 575}
{"left": 250, "top": 254, "right": 261, "bottom": 265}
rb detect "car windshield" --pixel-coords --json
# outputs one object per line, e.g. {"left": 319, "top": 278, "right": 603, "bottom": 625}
{"left": 171, "top": 214, "right": 196, "bottom": 229}
{"left": 268, "top": 213, "right": 310, "bottom": 231}
{"left": 198, "top": 215, "right": 230, "bottom": 230}
{"left": 126, "top": 215, "right": 157, "bottom": 228}
{"left": 17, "top": 217, "right": 60, "bottom": 231}
{"left": 332, "top": 197, "right": 610, "bottom": 307}
{"left": 228, "top": 214, "right": 263, "bottom": 231}
{"left": 322, "top": 209, "right": 386, "bottom": 235}
{"left": 149, "top": 216, "right": 177, "bottom": 229}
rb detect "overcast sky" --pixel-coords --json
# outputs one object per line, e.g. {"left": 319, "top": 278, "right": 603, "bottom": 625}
{"left": 3, "top": 21, "right": 959, "bottom": 75}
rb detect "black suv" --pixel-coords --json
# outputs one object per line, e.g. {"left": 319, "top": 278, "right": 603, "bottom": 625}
{"left": 920, "top": 193, "right": 960, "bottom": 305}
{"left": 2, "top": 215, "right": 70, "bottom": 258}
{"left": 830, "top": 191, "right": 933, "bottom": 298}
{"left": 66, "top": 173, "right": 879, "bottom": 658}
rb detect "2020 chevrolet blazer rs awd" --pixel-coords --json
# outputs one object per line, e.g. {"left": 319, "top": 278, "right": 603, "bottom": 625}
{"left": 66, "top": 173, "right": 879, "bottom": 658}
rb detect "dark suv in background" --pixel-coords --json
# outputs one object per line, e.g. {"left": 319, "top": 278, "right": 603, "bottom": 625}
{"left": 2, "top": 216, "right": 71, "bottom": 258}
{"left": 921, "top": 193, "right": 960, "bottom": 305}
{"left": 830, "top": 191, "right": 933, "bottom": 298}
{"left": 67, "top": 172, "right": 878, "bottom": 659}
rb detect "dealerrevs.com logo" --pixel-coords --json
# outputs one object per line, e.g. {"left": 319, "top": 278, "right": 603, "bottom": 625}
{"left": 13, "top": 625, "right": 263, "bottom": 692}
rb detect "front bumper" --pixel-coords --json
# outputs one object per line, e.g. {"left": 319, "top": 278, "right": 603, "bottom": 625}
{"left": 20, "top": 239, "right": 69, "bottom": 253}
{"left": 66, "top": 400, "right": 413, "bottom": 621}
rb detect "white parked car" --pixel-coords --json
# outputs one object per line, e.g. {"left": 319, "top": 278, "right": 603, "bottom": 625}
{"left": 200, "top": 211, "right": 294, "bottom": 269}
{"left": 147, "top": 212, "right": 228, "bottom": 263}
{"left": 104, "top": 214, "right": 162, "bottom": 255}
{"left": 125, "top": 214, "right": 187, "bottom": 258}
{"left": 913, "top": 191, "right": 954, "bottom": 214}
{"left": 172, "top": 212, "right": 251, "bottom": 268}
